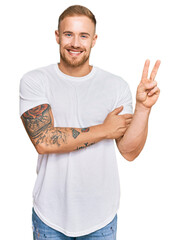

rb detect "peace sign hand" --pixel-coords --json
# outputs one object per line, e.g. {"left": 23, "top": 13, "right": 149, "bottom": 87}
{"left": 136, "top": 59, "right": 161, "bottom": 109}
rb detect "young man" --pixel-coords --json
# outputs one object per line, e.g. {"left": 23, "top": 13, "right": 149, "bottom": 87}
{"left": 19, "top": 4, "right": 161, "bottom": 240}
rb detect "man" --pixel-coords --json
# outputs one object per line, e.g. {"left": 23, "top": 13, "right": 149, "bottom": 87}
{"left": 19, "top": 4, "right": 161, "bottom": 240}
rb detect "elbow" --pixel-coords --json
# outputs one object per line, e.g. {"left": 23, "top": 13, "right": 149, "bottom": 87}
{"left": 118, "top": 144, "right": 140, "bottom": 162}
{"left": 35, "top": 143, "right": 64, "bottom": 155}
{"left": 124, "top": 154, "right": 137, "bottom": 162}
{"left": 35, "top": 144, "right": 45, "bottom": 155}
{"left": 120, "top": 150, "right": 138, "bottom": 162}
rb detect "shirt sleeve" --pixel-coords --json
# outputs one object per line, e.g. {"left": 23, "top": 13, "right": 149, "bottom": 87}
{"left": 115, "top": 82, "right": 133, "bottom": 115}
{"left": 19, "top": 71, "right": 49, "bottom": 117}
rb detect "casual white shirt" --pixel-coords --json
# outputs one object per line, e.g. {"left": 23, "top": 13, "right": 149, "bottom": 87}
{"left": 19, "top": 63, "right": 133, "bottom": 237}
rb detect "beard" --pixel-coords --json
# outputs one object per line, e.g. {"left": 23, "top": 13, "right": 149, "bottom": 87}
{"left": 60, "top": 48, "right": 90, "bottom": 68}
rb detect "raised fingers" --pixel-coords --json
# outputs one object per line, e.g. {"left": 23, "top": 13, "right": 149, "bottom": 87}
{"left": 141, "top": 59, "right": 150, "bottom": 82}
{"left": 149, "top": 60, "right": 161, "bottom": 81}
{"left": 139, "top": 80, "right": 157, "bottom": 91}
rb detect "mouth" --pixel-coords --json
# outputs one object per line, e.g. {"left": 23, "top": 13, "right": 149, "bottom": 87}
{"left": 66, "top": 49, "right": 84, "bottom": 56}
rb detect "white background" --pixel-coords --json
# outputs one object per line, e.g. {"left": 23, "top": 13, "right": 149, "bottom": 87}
{"left": 0, "top": 0, "right": 179, "bottom": 239}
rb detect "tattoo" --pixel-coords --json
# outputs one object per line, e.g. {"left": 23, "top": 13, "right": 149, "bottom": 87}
{"left": 75, "top": 142, "right": 95, "bottom": 150}
{"left": 81, "top": 128, "right": 90, "bottom": 132}
{"left": 71, "top": 128, "right": 80, "bottom": 139}
{"left": 21, "top": 104, "right": 70, "bottom": 147}
{"left": 48, "top": 129, "right": 69, "bottom": 146}
{"left": 21, "top": 104, "right": 94, "bottom": 151}
{"left": 71, "top": 128, "right": 89, "bottom": 139}
{"left": 21, "top": 104, "right": 52, "bottom": 139}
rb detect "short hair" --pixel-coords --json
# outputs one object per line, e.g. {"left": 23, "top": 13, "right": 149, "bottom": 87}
{"left": 58, "top": 5, "right": 97, "bottom": 33}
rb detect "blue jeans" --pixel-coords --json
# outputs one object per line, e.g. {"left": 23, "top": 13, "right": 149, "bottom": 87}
{"left": 32, "top": 208, "right": 117, "bottom": 240}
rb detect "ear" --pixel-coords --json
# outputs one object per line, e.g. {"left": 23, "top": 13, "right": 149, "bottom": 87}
{"left": 92, "top": 34, "right": 98, "bottom": 48}
{"left": 55, "top": 30, "right": 60, "bottom": 44}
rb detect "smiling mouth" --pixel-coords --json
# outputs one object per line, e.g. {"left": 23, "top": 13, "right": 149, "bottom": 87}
{"left": 66, "top": 49, "right": 84, "bottom": 56}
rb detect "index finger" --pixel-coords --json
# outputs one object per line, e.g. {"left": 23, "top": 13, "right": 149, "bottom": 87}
{"left": 149, "top": 60, "right": 161, "bottom": 81}
{"left": 122, "top": 114, "right": 133, "bottom": 119}
{"left": 141, "top": 59, "right": 150, "bottom": 82}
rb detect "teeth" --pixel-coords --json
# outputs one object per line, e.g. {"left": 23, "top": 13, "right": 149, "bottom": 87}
{"left": 69, "top": 51, "right": 81, "bottom": 53}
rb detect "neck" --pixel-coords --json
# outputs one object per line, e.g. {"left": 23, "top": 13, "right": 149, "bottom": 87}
{"left": 58, "top": 61, "right": 92, "bottom": 77}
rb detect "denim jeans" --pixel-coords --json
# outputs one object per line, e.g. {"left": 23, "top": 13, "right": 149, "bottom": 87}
{"left": 32, "top": 208, "right": 117, "bottom": 240}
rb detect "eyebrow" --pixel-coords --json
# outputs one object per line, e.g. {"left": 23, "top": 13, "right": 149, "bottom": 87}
{"left": 63, "top": 31, "right": 90, "bottom": 36}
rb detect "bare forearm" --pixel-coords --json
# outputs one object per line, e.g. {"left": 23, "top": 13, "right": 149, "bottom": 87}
{"left": 118, "top": 104, "right": 151, "bottom": 158}
{"left": 36, "top": 124, "right": 106, "bottom": 154}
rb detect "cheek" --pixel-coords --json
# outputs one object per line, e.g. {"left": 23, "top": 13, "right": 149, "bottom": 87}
{"left": 83, "top": 41, "right": 92, "bottom": 51}
{"left": 60, "top": 38, "right": 71, "bottom": 47}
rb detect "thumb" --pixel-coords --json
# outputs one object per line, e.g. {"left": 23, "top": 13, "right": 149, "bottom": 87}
{"left": 112, "top": 106, "right": 123, "bottom": 114}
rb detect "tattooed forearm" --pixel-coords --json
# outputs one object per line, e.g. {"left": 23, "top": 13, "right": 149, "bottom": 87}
{"left": 21, "top": 104, "right": 105, "bottom": 154}
{"left": 35, "top": 128, "right": 70, "bottom": 146}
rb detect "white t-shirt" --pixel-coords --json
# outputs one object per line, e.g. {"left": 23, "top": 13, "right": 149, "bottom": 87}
{"left": 19, "top": 63, "right": 133, "bottom": 237}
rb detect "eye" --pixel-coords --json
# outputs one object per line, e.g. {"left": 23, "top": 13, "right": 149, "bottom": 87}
{"left": 65, "top": 33, "right": 72, "bottom": 37}
{"left": 81, "top": 35, "right": 87, "bottom": 38}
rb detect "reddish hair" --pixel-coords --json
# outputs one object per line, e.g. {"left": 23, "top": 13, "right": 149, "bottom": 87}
{"left": 58, "top": 5, "right": 97, "bottom": 33}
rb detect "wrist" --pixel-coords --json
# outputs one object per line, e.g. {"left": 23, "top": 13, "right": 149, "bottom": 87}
{"left": 135, "top": 102, "right": 151, "bottom": 114}
{"left": 98, "top": 123, "right": 109, "bottom": 140}
{"left": 134, "top": 102, "right": 151, "bottom": 116}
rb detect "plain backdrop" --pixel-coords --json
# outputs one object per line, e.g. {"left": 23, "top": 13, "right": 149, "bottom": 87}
{"left": 0, "top": 0, "right": 179, "bottom": 239}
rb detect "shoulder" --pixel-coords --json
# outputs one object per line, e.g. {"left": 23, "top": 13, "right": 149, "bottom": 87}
{"left": 20, "top": 64, "right": 53, "bottom": 86}
{"left": 95, "top": 66, "right": 129, "bottom": 89}
{"left": 21, "top": 64, "right": 52, "bottom": 80}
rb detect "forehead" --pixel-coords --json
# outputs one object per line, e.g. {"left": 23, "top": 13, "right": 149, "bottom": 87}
{"left": 60, "top": 16, "right": 94, "bottom": 34}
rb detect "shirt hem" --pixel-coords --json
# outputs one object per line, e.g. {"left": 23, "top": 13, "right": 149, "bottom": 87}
{"left": 33, "top": 203, "right": 119, "bottom": 237}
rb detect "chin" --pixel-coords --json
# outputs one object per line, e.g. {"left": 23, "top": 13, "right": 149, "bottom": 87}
{"left": 61, "top": 54, "right": 89, "bottom": 68}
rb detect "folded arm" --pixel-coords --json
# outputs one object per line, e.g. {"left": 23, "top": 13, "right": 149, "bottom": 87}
{"left": 21, "top": 103, "right": 106, "bottom": 154}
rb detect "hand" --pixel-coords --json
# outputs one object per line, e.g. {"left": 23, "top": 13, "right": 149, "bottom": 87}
{"left": 136, "top": 59, "right": 161, "bottom": 109}
{"left": 102, "top": 106, "right": 133, "bottom": 139}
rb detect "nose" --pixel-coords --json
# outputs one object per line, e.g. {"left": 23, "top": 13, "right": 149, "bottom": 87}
{"left": 71, "top": 35, "right": 81, "bottom": 48}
